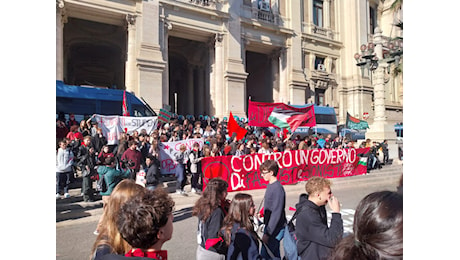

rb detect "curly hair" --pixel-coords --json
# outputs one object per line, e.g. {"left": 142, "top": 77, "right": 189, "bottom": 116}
{"left": 117, "top": 188, "right": 175, "bottom": 250}
{"left": 305, "top": 176, "right": 331, "bottom": 196}
{"left": 90, "top": 180, "right": 146, "bottom": 258}
{"left": 192, "top": 178, "right": 228, "bottom": 222}
{"left": 328, "top": 191, "right": 403, "bottom": 260}
{"left": 221, "top": 193, "right": 256, "bottom": 246}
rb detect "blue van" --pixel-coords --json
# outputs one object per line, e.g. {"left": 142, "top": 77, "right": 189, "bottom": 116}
{"left": 56, "top": 80, "right": 156, "bottom": 122}
{"left": 290, "top": 105, "right": 338, "bottom": 137}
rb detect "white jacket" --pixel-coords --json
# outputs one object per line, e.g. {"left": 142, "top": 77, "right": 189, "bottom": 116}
{"left": 56, "top": 148, "right": 74, "bottom": 173}
{"left": 188, "top": 150, "right": 202, "bottom": 173}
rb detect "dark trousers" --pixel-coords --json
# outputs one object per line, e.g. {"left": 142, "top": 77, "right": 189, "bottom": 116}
{"left": 383, "top": 152, "right": 389, "bottom": 164}
{"left": 56, "top": 171, "right": 71, "bottom": 194}
{"left": 191, "top": 172, "right": 200, "bottom": 190}
{"left": 261, "top": 234, "right": 281, "bottom": 259}
{"left": 82, "top": 175, "right": 95, "bottom": 201}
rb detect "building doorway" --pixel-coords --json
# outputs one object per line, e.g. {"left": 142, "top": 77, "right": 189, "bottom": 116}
{"left": 245, "top": 51, "right": 274, "bottom": 105}
{"left": 168, "top": 36, "right": 209, "bottom": 117}
{"left": 63, "top": 18, "right": 126, "bottom": 88}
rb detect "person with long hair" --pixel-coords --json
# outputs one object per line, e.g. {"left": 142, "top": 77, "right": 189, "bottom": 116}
{"left": 222, "top": 193, "right": 261, "bottom": 260}
{"left": 192, "top": 178, "right": 230, "bottom": 260}
{"left": 328, "top": 191, "right": 403, "bottom": 260}
{"left": 90, "top": 179, "right": 146, "bottom": 260}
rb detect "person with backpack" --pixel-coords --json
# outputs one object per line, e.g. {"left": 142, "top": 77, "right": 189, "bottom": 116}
{"left": 192, "top": 178, "right": 230, "bottom": 260}
{"left": 221, "top": 193, "right": 261, "bottom": 260}
{"left": 93, "top": 156, "right": 131, "bottom": 236}
{"left": 295, "top": 177, "right": 343, "bottom": 260}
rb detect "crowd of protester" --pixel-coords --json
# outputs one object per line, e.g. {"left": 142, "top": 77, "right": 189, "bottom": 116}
{"left": 56, "top": 112, "right": 391, "bottom": 199}
{"left": 57, "top": 112, "right": 402, "bottom": 260}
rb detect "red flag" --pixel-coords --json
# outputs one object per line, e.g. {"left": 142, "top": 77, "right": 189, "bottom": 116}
{"left": 228, "top": 112, "right": 248, "bottom": 141}
{"left": 247, "top": 100, "right": 316, "bottom": 127}
{"left": 122, "top": 91, "right": 130, "bottom": 116}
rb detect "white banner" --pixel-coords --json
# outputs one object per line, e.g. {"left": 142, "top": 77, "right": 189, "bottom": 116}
{"left": 158, "top": 138, "right": 204, "bottom": 175}
{"left": 93, "top": 115, "right": 158, "bottom": 145}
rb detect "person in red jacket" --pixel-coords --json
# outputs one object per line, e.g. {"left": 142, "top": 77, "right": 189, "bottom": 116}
{"left": 121, "top": 140, "right": 142, "bottom": 180}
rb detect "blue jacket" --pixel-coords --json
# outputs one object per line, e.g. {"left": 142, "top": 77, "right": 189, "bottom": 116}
{"left": 97, "top": 165, "right": 130, "bottom": 196}
{"left": 227, "top": 223, "right": 261, "bottom": 260}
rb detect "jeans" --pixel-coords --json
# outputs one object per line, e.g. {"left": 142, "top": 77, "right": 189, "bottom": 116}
{"left": 175, "top": 164, "right": 186, "bottom": 191}
{"left": 261, "top": 233, "right": 281, "bottom": 259}
{"left": 56, "top": 171, "right": 71, "bottom": 194}
{"left": 191, "top": 172, "right": 200, "bottom": 190}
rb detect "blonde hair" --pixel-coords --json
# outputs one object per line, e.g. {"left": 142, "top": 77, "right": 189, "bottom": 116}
{"left": 305, "top": 176, "right": 331, "bottom": 195}
{"left": 90, "top": 180, "right": 146, "bottom": 258}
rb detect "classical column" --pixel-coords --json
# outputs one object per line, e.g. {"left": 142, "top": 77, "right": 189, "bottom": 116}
{"left": 187, "top": 64, "right": 195, "bottom": 114}
{"left": 324, "top": 0, "right": 330, "bottom": 29}
{"left": 208, "top": 38, "right": 216, "bottom": 115}
{"left": 365, "top": 27, "right": 398, "bottom": 161}
{"left": 125, "top": 14, "right": 137, "bottom": 93}
{"left": 161, "top": 18, "right": 171, "bottom": 111}
{"left": 56, "top": 1, "right": 66, "bottom": 81}
{"left": 271, "top": 50, "right": 280, "bottom": 102}
{"left": 279, "top": 47, "right": 288, "bottom": 103}
{"left": 197, "top": 66, "right": 205, "bottom": 115}
{"left": 214, "top": 33, "right": 224, "bottom": 118}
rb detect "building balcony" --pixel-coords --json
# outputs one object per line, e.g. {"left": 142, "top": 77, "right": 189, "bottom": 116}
{"left": 303, "top": 23, "right": 337, "bottom": 41}
{"left": 161, "top": 0, "right": 226, "bottom": 12}
{"left": 241, "top": 5, "right": 282, "bottom": 26}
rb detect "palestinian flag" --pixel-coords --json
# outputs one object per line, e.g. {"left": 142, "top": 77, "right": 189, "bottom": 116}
{"left": 358, "top": 157, "right": 367, "bottom": 166}
{"left": 268, "top": 107, "right": 315, "bottom": 133}
{"left": 346, "top": 112, "right": 369, "bottom": 130}
{"left": 122, "top": 91, "right": 130, "bottom": 116}
{"left": 158, "top": 108, "right": 172, "bottom": 123}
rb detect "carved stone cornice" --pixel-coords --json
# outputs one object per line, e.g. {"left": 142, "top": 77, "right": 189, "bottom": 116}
{"left": 126, "top": 14, "right": 137, "bottom": 27}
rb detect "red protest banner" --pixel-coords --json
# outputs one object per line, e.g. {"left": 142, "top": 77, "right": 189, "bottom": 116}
{"left": 247, "top": 100, "right": 316, "bottom": 127}
{"left": 201, "top": 148, "right": 370, "bottom": 192}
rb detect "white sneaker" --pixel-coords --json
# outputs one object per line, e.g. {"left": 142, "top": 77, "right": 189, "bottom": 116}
{"left": 56, "top": 193, "right": 61, "bottom": 199}
{"left": 191, "top": 188, "right": 197, "bottom": 193}
{"left": 64, "top": 193, "right": 70, "bottom": 198}
{"left": 175, "top": 190, "right": 182, "bottom": 194}
{"left": 93, "top": 230, "right": 99, "bottom": 236}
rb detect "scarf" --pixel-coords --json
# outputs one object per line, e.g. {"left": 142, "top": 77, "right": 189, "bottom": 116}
{"left": 125, "top": 248, "right": 167, "bottom": 260}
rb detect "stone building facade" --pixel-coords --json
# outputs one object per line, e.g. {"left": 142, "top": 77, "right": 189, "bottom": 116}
{"left": 56, "top": 0, "right": 403, "bottom": 126}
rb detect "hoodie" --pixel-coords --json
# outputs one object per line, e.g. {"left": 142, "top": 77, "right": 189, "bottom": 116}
{"left": 97, "top": 165, "right": 130, "bottom": 196}
{"left": 295, "top": 194, "right": 343, "bottom": 260}
{"left": 56, "top": 148, "right": 74, "bottom": 173}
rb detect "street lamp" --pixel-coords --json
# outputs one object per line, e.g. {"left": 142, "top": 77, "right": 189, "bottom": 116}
{"left": 354, "top": 37, "right": 403, "bottom": 77}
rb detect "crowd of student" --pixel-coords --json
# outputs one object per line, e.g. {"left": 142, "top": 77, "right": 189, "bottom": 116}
{"left": 56, "top": 112, "right": 402, "bottom": 260}
{"left": 84, "top": 161, "right": 402, "bottom": 260}
{"left": 56, "top": 112, "right": 391, "bottom": 200}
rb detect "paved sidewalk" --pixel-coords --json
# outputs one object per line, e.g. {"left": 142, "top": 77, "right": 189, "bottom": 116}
{"left": 56, "top": 164, "right": 402, "bottom": 226}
